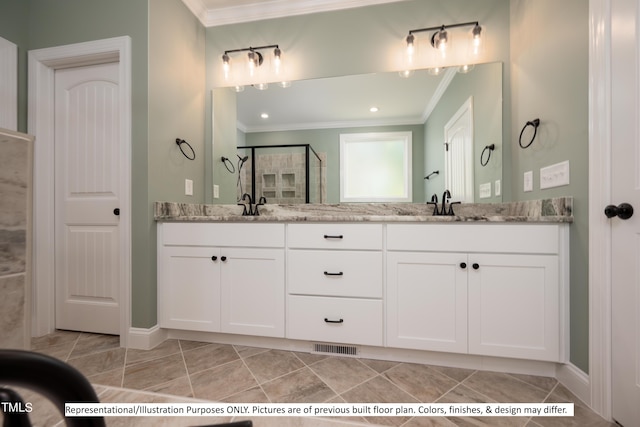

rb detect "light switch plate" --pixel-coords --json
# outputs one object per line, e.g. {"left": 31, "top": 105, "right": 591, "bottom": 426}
{"left": 185, "top": 179, "right": 193, "bottom": 196}
{"left": 479, "top": 182, "right": 491, "bottom": 199}
{"left": 524, "top": 171, "right": 533, "bottom": 192}
{"left": 540, "top": 160, "right": 570, "bottom": 189}
{"left": 495, "top": 179, "right": 501, "bottom": 196}
{"left": 213, "top": 184, "right": 220, "bottom": 199}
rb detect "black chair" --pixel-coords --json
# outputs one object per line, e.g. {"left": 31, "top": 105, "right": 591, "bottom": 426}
{"left": 0, "top": 350, "right": 251, "bottom": 427}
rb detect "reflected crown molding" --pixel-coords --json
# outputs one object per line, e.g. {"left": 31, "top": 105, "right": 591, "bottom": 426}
{"left": 182, "top": 0, "right": 408, "bottom": 27}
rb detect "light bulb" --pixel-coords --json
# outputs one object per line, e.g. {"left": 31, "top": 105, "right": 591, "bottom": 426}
{"left": 406, "top": 34, "right": 415, "bottom": 57}
{"left": 273, "top": 47, "right": 282, "bottom": 74}
{"left": 222, "top": 53, "right": 230, "bottom": 79}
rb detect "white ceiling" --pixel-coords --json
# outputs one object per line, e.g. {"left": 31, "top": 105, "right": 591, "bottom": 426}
{"left": 181, "top": 0, "right": 408, "bottom": 27}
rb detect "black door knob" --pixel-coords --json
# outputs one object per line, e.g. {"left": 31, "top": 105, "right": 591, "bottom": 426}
{"left": 221, "top": 256, "right": 227, "bottom": 262}
{"left": 211, "top": 256, "right": 217, "bottom": 261}
{"left": 604, "top": 203, "right": 634, "bottom": 220}
{"left": 113, "top": 208, "right": 120, "bottom": 216}
{"left": 460, "top": 262, "right": 467, "bottom": 269}
{"left": 472, "top": 263, "right": 480, "bottom": 270}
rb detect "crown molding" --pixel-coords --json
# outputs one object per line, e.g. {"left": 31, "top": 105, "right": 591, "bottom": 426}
{"left": 183, "top": 0, "right": 407, "bottom": 27}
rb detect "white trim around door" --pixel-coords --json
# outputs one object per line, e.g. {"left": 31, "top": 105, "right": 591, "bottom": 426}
{"left": 588, "top": 0, "right": 612, "bottom": 420}
{"left": 28, "top": 36, "right": 132, "bottom": 347}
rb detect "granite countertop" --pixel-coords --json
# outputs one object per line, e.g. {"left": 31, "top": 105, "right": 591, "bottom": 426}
{"left": 154, "top": 197, "right": 573, "bottom": 223}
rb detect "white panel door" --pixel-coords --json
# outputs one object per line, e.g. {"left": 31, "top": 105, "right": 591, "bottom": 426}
{"left": 444, "top": 97, "right": 474, "bottom": 203}
{"left": 54, "top": 62, "right": 121, "bottom": 334}
{"left": 611, "top": 0, "right": 640, "bottom": 423}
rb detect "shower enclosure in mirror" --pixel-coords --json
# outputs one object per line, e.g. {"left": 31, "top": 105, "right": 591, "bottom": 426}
{"left": 237, "top": 144, "right": 324, "bottom": 204}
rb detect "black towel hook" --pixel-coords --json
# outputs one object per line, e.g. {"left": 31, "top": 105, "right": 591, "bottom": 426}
{"left": 480, "top": 144, "right": 495, "bottom": 166}
{"left": 519, "top": 118, "right": 540, "bottom": 149}
{"left": 175, "top": 138, "right": 195, "bottom": 160}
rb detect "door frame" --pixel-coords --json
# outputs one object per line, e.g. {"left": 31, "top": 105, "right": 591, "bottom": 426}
{"left": 28, "top": 36, "right": 131, "bottom": 347}
{"left": 588, "top": 0, "right": 613, "bottom": 420}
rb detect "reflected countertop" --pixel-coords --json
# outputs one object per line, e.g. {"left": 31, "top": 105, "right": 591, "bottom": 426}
{"left": 154, "top": 197, "right": 573, "bottom": 223}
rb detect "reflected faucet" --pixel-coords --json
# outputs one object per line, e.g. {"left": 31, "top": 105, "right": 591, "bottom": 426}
{"left": 441, "top": 190, "right": 451, "bottom": 216}
{"left": 427, "top": 194, "right": 439, "bottom": 215}
{"left": 238, "top": 193, "right": 267, "bottom": 216}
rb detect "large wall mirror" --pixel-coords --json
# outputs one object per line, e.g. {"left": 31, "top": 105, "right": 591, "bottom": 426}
{"left": 214, "top": 61, "right": 502, "bottom": 204}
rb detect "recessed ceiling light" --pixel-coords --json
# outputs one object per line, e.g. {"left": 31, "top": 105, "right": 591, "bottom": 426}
{"left": 261, "top": 113, "right": 269, "bottom": 119}
{"left": 370, "top": 107, "right": 379, "bottom": 113}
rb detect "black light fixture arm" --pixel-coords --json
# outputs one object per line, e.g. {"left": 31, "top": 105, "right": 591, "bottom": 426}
{"left": 224, "top": 44, "right": 280, "bottom": 56}
{"left": 408, "top": 21, "right": 479, "bottom": 36}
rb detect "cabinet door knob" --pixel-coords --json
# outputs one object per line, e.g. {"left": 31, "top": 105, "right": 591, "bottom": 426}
{"left": 324, "top": 318, "right": 344, "bottom": 324}
{"left": 460, "top": 262, "right": 467, "bottom": 269}
{"left": 113, "top": 208, "right": 120, "bottom": 216}
{"left": 472, "top": 263, "right": 480, "bottom": 270}
{"left": 221, "top": 256, "right": 227, "bottom": 262}
{"left": 211, "top": 256, "right": 217, "bottom": 261}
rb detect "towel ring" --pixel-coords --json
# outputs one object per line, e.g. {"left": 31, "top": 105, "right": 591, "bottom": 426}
{"left": 221, "top": 156, "right": 236, "bottom": 173}
{"left": 480, "top": 144, "right": 495, "bottom": 166}
{"left": 175, "top": 138, "right": 195, "bottom": 160}
{"left": 519, "top": 118, "right": 540, "bottom": 149}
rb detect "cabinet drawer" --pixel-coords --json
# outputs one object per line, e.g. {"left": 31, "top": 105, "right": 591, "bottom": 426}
{"left": 387, "top": 223, "right": 561, "bottom": 254}
{"left": 288, "top": 250, "right": 382, "bottom": 298}
{"left": 161, "top": 223, "right": 284, "bottom": 247}
{"left": 287, "top": 224, "right": 382, "bottom": 250}
{"left": 287, "top": 295, "right": 383, "bottom": 346}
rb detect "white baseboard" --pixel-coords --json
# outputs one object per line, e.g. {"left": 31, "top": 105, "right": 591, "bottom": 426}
{"left": 127, "top": 325, "right": 167, "bottom": 350}
{"left": 556, "top": 362, "right": 591, "bottom": 406}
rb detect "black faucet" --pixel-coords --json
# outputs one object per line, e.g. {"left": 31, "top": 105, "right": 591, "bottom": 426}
{"left": 427, "top": 190, "right": 459, "bottom": 216}
{"left": 238, "top": 193, "right": 267, "bottom": 216}
{"left": 427, "top": 194, "right": 439, "bottom": 215}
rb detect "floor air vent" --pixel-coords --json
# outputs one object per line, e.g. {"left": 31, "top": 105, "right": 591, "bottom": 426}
{"left": 312, "top": 343, "right": 358, "bottom": 357}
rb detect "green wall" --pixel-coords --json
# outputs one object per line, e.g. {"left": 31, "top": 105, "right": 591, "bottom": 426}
{"left": 509, "top": 0, "right": 589, "bottom": 372}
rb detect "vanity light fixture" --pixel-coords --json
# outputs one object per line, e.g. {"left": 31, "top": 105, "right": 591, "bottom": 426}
{"left": 405, "top": 21, "right": 482, "bottom": 58}
{"left": 222, "top": 44, "right": 283, "bottom": 85}
{"left": 369, "top": 106, "right": 379, "bottom": 113}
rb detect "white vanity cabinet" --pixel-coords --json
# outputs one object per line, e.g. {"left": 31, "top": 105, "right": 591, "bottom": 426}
{"left": 158, "top": 223, "right": 285, "bottom": 337}
{"left": 286, "top": 224, "right": 384, "bottom": 346}
{"left": 386, "top": 223, "right": 568, "bottom": 362}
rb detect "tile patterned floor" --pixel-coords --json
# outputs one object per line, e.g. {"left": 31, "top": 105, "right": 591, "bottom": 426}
{"left": 12, "top": 330, "right": 615, "bottom": 427}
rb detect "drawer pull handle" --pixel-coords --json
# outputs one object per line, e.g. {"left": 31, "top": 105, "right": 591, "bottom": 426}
{"left": 323, "top": 234, "right": 343, "bottom": 239}
{"left": 324, "top": 318, "right": 344, "bottom": 324}
{"left": 324, "top": 271, "right": 344, "bottom": 276}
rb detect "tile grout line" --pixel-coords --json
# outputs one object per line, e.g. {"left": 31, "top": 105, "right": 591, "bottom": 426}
{"left": 177, "top": 340, "right": 196, "bottom": 399}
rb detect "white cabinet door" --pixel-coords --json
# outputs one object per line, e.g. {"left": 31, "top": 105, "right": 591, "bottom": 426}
{"left": 159, "top": 246, "right": 221, "bottom": 332}
{"left": 467, "top": 253, "right": 559, "bottom": 362}
{"left": 386, "top": 252, "right": 468, "bottom": 353}
{"left": 220, "top": 248, "right": 285, "bottom": 338}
